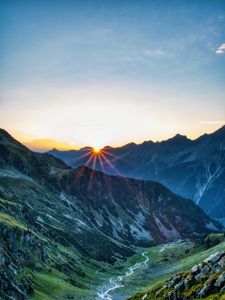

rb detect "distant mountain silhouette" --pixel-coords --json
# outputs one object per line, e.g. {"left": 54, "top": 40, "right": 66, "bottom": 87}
{"left": 49, "top": 126, "right": 225, "bottom": 220}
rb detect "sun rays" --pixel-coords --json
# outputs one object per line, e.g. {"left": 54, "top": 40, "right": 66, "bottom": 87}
{"left": 88, "top": 147, "right": 119, "bottom": 174}
{"left": 75, "top": 147, "right": 120, "bottom": 189}
{"left": 93, "top": 147, "right": 101, "bottom": 154}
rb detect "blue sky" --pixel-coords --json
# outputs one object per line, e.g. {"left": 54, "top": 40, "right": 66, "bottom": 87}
{"left": 0, "top": 0, "right": 225, "bottom": 150}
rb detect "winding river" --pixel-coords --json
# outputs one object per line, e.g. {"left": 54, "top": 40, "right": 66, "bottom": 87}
{"left": 97, "top": 252, "right": 149, "bottom": 300}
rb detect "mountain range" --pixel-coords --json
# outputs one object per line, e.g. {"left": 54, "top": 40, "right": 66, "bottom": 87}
{"left": 0, "top": 128, "right": 224, "bottom": 299}
{"left": 49, "top": 126, "right": 225, "bottom": 222}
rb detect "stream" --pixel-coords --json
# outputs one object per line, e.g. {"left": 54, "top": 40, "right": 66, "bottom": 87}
{"left": 96, "top": 252, "right": 149, "bottom": 300}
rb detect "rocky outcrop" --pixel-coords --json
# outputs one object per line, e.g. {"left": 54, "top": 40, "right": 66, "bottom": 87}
{"left": 133, "top": 250, "right": 225, "bottom": 300}
{"left": 0, "top": 223, "right": 49, "bottom": 299}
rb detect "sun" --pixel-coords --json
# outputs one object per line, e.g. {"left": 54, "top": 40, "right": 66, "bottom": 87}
{"left": 93, "top": 147, "right": 101, "bottom": 154}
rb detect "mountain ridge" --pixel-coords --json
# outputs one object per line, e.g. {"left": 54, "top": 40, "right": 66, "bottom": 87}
{"left": 0, "top": 128, "right": 222, "bottom": 245}
{"left": 0, "top": 128, "right": 224, "bottom": 299}
{"left": 48, "top": 125, "right": 225, "bottom": 220}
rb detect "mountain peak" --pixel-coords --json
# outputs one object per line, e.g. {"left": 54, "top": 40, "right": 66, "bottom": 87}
{"left": 173, "top": 133, "right": 188, "bottom": 140}
{"left": 214, "top": 124, "right": 225, "bottom": 135}
{"left": 0, "top": 128, "right": 13, "bottom": 139}
{"left": 163, "top": 133, "right": 190, "bottom": 145}
{"left": 0, "top": 128, "right": 29, "bottom": 150}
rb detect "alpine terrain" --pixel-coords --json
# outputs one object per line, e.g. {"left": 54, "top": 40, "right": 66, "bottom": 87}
{"left": 0, "top": 128, "right": 224, "bottom": 299}
{"left": 49, "top": 126, "right": 225, "bottom": 222}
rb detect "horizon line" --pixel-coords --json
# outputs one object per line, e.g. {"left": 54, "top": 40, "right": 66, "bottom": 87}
{"left": 17, "top": 124, "right": 225, "bottom": 152}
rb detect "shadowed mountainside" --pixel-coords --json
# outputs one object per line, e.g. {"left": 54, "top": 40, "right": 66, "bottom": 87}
{"left": 49, "top": 126, "right": 225, "bottom": 220}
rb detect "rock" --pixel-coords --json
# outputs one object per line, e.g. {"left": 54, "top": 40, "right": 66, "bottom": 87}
{"left": 167, "top": 274, "right": 182, "bottom": 288}
{"left": 198, "top": 284, "right": 212, "bottom": 298}
{"left": 168, "top": 290, "right": 176, "bottom": 300}
{"left": 191, "top": 264, "right": 199, "bottom": 274}
{"left": 184, "top": 274, "right": 194, "bottom": 289}
{"left": 218, "top": 256, "right": 225, "bottom": 268}
{"left": 201, "top": 265, "right": 210, "bottom": 275}
{"left": 214, "top": 271, "right": 225, "bottom": 288}
{"left": 148, "top": 250, "right": 225, "bottom": 300}
{"left": 204, "top": 251, "right": 225, "bottom": 266}
{"left": 220, "top": 285, "right": 225, "bottom": 292}
{"left": 142, "top": 294, "right": 147, "bottom": 300}
{"left": 213, "top": 263, "right": 222, "bottom": 274}
{"left": 195, "top": 265, "right": 210, "bottom": 281}
{"left": 174, "top": 279, "right": 184, "bottom": 291}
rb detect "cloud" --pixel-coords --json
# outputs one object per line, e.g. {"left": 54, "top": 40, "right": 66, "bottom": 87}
{"left": 143, "top": 49, "right": 167, "bottom": 57}
{"left": 198, "top": 121, "right": 225, "bottom": 124}
{"left": 215, "top": 43, "right": 225, "bottom": 54}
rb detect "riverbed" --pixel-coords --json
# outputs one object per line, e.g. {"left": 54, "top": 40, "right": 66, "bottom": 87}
{"left": 94, "top": 240, "right": 190, "bottom": 300}
{"left": 96, "top": 252, "right": 149, "bottom": 300}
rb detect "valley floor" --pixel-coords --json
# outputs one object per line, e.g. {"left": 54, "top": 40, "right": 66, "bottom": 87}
{"left": 84, "top": 235, "right": 225, "bottom": 300}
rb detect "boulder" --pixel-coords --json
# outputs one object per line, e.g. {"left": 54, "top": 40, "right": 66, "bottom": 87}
{"left": 214, "top": 271, "right": 225, "bottom": 288}
{"left": 191, "top": 264, "right": 199, "bottom": 274}
{"left": 174, "top": 279, "right": 184, "bottom": 291}
{"left": 204, "top": 251, "right": 225, "bottom": 266}
{"left": 184, "top": 274, "right": 194, "bottom": 289}
{"left": 195, "top": 264, "right": 210, "bottom": 281}
{"left": 142, "top": 294, "right": 147, "bottom": 300}
{"left": 167, "top": 274, "right": 182, "bottom": 288}
{"left": 198, "top": 284, "right": 212, "bottom": 298}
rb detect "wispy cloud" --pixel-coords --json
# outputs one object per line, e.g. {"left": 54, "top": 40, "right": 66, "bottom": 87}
{"left": 143, "top": 49, "right": 167, "bottom": 57}
{"left": 215, "top": 43, "right": 225, "bottom": 54}
{"left": 199, "top": 121, "right": 225, "bottom": 124}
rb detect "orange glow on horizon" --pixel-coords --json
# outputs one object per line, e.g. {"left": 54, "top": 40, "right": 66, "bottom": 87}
{"left": 93, "top": 147, "right": 101, "bottom": 154}
{"left": 4, "top": 122, "right": 224, "bottom": 153}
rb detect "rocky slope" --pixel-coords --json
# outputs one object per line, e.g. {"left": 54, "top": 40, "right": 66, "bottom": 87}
{"left": 0, "top": 128, "right": 223, "bottom": 299}
{"left": 49, "top": 126, "right": 225, "bottom": 220}
{"left": 129, "top": 250, "right": 225, "bottom": 300}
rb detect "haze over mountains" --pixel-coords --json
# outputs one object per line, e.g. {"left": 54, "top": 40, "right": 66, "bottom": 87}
{"left": 0, "top": 128, "right": 223, "bottom": 299}
{"left": 49, "top": 126, "right": 225, "bottom": 222}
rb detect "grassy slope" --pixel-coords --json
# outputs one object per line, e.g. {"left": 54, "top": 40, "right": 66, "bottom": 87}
{"left": 0, "top": 193, "right": 224, "bottom": 300}
{"left": 0, "top": 172, "right": 133, "bottom": 300}
{"left": 0, "top": 195, "right": 114, "bottom": 299}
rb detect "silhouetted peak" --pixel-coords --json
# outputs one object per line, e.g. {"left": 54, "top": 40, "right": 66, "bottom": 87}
{"left": 214, "top": 124, "right": 225, "bottom": 135}
{"left": 0, "top": 128, "right": 13, "bottom": 139}
{"left": 102, "top": 145, "right": 113, "bottom": 150}
{"left": 0, "top": 128, "right": 29, "bottom": 150}
{"left": 173, "top": 134, "right": 188, "bottom": 140}
{"left": 80, "top": 146, "right": 93, "bottom": 151}
{"left": 163, "top": 134, "right": 190, "bottom": 145}
{"left": 122, "top": 142, "right": 137, "bottom": 149}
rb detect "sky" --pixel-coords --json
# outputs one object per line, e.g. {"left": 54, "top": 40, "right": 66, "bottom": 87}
{"left": 0, "top": 0, "right": 225, "bottom": 151}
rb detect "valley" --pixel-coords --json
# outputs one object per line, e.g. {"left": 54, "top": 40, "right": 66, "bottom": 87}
{"left": 0, "top": 128, "right": 224, "bottom": 300}
{"left": 96, "top": 236, "right": 225, "bottom": 300}
{"left": 1, "top": 1, "right": 225, "bottom": 299}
